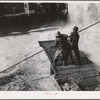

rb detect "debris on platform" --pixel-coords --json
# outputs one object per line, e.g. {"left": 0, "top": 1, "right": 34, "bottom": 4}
{"left": 60, "top": 77, "right": 81, "bottom": 91}
{"left": 95, "top": 84, "right": 100, "bottom": 91}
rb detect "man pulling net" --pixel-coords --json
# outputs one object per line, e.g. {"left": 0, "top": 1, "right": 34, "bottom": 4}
{"left": 69, "top": 26, "right": 82, "bottom": 65}
{"left": 50, "top": 31, "right": 74, "bottom": 66}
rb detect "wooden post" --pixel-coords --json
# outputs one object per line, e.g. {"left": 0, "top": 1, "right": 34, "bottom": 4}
{"left": 24, "top": 3, "right": 30, "bottom": 16}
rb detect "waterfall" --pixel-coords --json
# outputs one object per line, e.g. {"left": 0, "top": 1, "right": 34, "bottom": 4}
{"left": 61, "top": 3, "right": 100, "bottom": 70}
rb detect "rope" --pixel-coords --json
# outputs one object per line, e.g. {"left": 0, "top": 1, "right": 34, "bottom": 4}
{"left": 1, "top": 20, "right": 100, "bottom": 73}
{"left": 78, "top": 20, "right": 100, "bottom": 33}
{"left": 0, "top": 41, "right": 55, "bottom": 73}
{"left": 0, "top": 50, "right": 44, "bottom": 73}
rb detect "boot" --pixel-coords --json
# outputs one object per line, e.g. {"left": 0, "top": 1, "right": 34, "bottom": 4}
{"left": 63, "top": 60, "right": 67, "bottom": 66}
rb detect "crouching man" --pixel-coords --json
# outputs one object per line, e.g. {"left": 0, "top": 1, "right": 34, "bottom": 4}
{"left": 50, "top": 31, "right": 71, "bottom": 66}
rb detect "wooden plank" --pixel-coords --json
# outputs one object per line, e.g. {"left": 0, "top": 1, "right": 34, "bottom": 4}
{"left": 57, "top": 64, "right": 95, "bottom": 71}
{"left": 58, "top": 65, "right": 96, "bottom": 75}
{"left": 55, "top": 70, "right": 99, "bottom": 80}
{"left": 55, "top": 57, "right": 92, "bottom": 67}
{"left": 57, "top": 64, "right": 96, "bottom": 71}
{"left": 71, "top": 71, "right": 99, "bottom": 80}
{"left": 39, "top": 40, "right": 54, "bottom": 49}
{"left": 55, "top": 73, "right": 100, "bottom": 90}
{"left": 79, "top": 77, "right": 99, "bottom": 87}
{"left": 84, "top": 85, "right": 99, "bottom": 91}
{"left": 39, "top": 40, "right": 86, "bottom": 57}
{"left": 39, "top": 40, "right": 93, "bottom": 68}
{"left": 57, "top": 71, "right": 100, "bottom": 87}
{"left": 55, "top": 70, "right": 100, "bottom": 90}
{"left": 39, "top": 40, "right": 100, "bottom": 91}
{"left": 39, "top": 41, "right": 58, "bottom": 75}
{"left": 47, "top": 50, "right": 86, "bottom": 60}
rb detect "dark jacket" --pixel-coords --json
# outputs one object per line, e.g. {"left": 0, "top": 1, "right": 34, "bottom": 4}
{"left": 53, "top": 34, "right": 70, "bottom": 50}
{"left": 70, "top": 31, "right": 79, "bottom": 47}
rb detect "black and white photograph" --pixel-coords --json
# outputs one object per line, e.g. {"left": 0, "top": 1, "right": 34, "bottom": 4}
{"left": 0, "top": 1, "right": 100, "bottom": 93}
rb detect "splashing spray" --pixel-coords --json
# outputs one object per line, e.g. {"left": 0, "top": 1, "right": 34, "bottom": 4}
{"left": 66, "top": 3, "right": 100, "bottom": 70}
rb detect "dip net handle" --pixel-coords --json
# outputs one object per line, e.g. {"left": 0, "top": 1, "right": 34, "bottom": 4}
{"left": 1, "top": 20, "right": 100, "bottom": 73}
{"left": 0, "top": 41, "right": 54, "bottom": 73}
{"left": 78, "top": 20, "right": 100, "bottom": 33}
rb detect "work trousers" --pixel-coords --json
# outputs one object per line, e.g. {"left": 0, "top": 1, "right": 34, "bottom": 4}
{"left": 72, "top": 45, "right": 82, "bottom": 65}
{"left": 53, "top": 49, "right": 69, "bottom": 66}
{"left": 68, "top": 47, "right": 74, "bottom": 64}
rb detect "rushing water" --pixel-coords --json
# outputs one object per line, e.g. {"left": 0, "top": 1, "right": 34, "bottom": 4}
{"left": 61, "top": 3, "right": 100, "bottom": 70}
{"left": 0, "top": 3, "right": 100, "bottom": 90}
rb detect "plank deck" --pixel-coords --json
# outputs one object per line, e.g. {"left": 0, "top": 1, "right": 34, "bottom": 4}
{"left": 39, "top": 40, "right": 100, "bottom": 91}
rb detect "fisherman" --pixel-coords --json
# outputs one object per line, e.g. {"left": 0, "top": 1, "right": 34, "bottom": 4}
{"left": 69, "top": 26, "right": 82, "bottom": 65}
{"left": 50, "top": 31, "right": 72, "bottom": 66}
{"left": 62, "top": 33, "right": 74, "bottom": 64}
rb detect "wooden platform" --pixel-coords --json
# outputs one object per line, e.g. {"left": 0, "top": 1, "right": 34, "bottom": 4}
{"left": 39, "top": 40, "right": 100, "bottom": 91}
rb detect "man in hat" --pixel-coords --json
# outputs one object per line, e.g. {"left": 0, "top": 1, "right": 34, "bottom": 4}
{"left": 50, "top": 31, "right": 72, "bottom": 66}
{"left": 69, "top": 26, "right": 82, "bottom": 65}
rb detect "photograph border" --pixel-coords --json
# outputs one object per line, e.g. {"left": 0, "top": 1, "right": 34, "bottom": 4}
{"left": 0, "top": 0, "right": 100, "bottom": 99}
